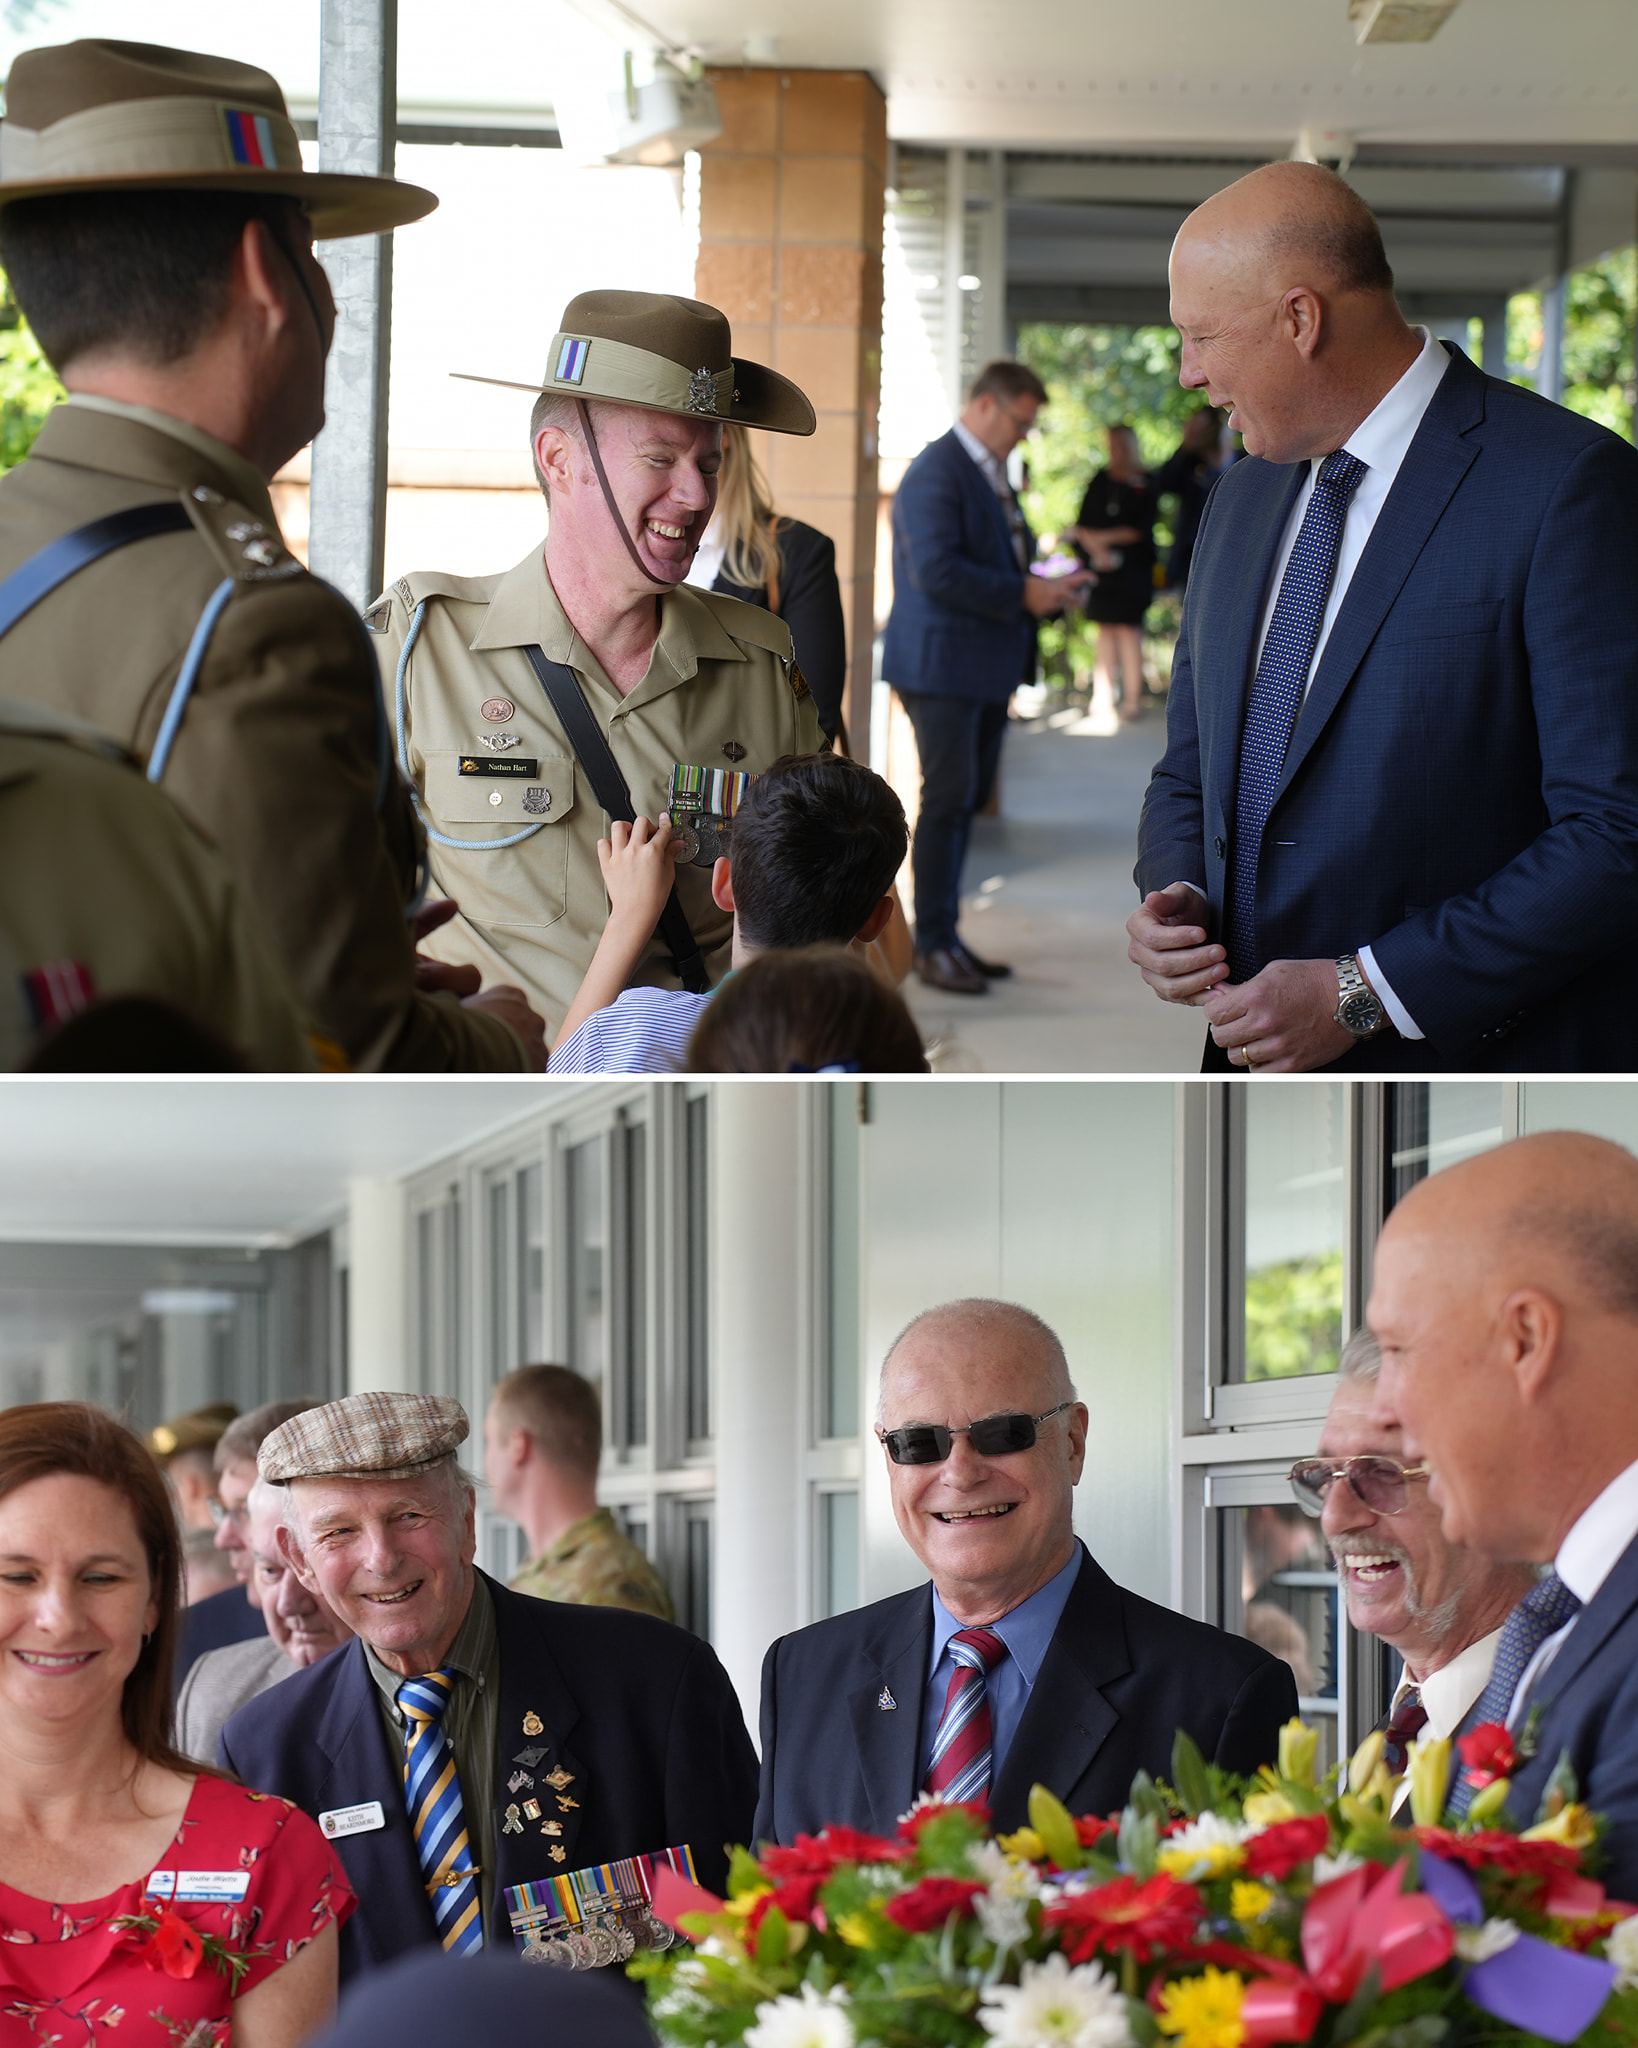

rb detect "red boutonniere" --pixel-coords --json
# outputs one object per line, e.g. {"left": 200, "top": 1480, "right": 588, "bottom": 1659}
{"left": 112, "top": 1908, "right": 269, "bottom": 1990}
{"left": 1457, "top": 1722, "right": 1518, "bottom": 1789}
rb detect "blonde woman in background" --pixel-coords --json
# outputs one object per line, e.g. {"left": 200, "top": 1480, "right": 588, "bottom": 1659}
{"left": 686, "top": 423, "right": 849, "bottom": 744}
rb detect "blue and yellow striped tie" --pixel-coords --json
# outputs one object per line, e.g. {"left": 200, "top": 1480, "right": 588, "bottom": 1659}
{"left": 397, "top": 1669, "right": 484, "bottom": 1953}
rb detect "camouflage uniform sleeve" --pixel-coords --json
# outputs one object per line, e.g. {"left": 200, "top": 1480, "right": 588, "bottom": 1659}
{"left": 153, "top": 570, "right": 528, "bottom": 1072}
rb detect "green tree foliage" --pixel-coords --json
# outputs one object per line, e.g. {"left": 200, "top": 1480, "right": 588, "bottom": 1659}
{"left": 1244, "top": 1249, "right": 1344, "bottom": 1381}
{"left": 0, "top": 271, "right": 61, "bottom": 473}
{"left": 1507, "top": 247, "right": 1637, "bottom": 441}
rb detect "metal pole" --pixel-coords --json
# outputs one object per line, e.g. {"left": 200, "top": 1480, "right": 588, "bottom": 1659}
{"left": 941, "top": 147, "right": 967, "bottom": 421}
{"left": 976, "top": 149, "right": 1007, "bottom": 369}
{"left": 309, "top": 0, "right": 398, "bottom": 611}
{"left": 1537, "top": 274, "right": 1567, "bottom": 405}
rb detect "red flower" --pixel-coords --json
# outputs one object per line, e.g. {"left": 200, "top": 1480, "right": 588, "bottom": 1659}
{"left": 1412, "top": 1826, "right": 1580, "bottom": 1879}
{"left": 1243, "top": 1816, "right": 1330, "bottom": 1881}
{"left": 1457, "top": 1723, "right": 1518, "bottom": 1789}
{"left": 1044, "top": 1873, "right": 1204, "bottom": 1964}
{"left": 882, "top": 1876, "right": 987, "bottom": 1932}
{"left": 1075, "top": 1815, "right": 1119, "bottom": 1848}
{"left": 897, "top": 1800, "right": 989, "bottom": 1841}
{"left": 748, "top": 1875, "right": 826, "bottom": 1931}
{"left": 137, "top": 1909, "right": 203, "bottom": 1980}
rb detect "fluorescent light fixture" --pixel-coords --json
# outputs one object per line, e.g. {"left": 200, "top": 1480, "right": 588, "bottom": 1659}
{"left": 141, "top": 1290, "right": 241, "bottom": 1315}
{"left": 1349, "top": 0, "right": 1463, "bottom": 44}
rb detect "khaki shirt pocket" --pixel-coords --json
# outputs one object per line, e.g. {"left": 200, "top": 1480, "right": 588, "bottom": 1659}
{"left": 421, "top": 751, "right": 577, "bottom": 930}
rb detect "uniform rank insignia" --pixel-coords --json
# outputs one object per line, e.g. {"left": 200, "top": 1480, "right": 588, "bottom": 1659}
{"left": 505, "top": 1845, "right": 697, "bottom": 1969}
{"left": 667, "top": 763, "right": 752, "bottom": 868}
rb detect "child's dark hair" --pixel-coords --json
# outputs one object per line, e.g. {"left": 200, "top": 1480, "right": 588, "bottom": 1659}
{"left": 728, "top": 754, "right": 907, "bottom": 950}
{"left": 686, "top": 947, "right": 929, "bottom": 1073}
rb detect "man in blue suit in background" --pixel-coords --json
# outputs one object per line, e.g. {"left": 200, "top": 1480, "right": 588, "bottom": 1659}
{"left": 1130, "top": 160, "right": 1638, "bottom": 1071}
{"left": 885, "top": 364, "right": 1090, "bottom": 995}
{"left": 1371, "top": 1132, "right": 1638, "bottom": 1890}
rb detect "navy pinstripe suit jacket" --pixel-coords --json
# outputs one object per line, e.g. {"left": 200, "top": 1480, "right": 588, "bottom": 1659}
{"left": 1137, "top": 346, "right": 1638, "bottom": 1070}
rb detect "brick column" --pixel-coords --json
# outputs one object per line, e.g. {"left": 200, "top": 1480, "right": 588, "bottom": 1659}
{"left": 696, "top": 68, "right": 886, "bottom": 751}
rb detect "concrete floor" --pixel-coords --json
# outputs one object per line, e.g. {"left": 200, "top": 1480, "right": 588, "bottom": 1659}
{"left": 900, "top": 705, "right": 1209, "bottom": 1074}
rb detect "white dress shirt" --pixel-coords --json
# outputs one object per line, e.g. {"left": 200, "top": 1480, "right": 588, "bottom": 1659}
{"left": 1387, "top": 1623, "right": 1504, "bottom": 1815}
{"left": 683, "top": 526, "right": 726, "bottom": 591}
{"left": 1508, "top": 1456, "right": 1638, "bottom": 1726}
{"left": 953, "top": 419, "right": 1029, "bottom": 568}
{"left": 1244, "top": 327, "right": 1451, "bottom": 1038}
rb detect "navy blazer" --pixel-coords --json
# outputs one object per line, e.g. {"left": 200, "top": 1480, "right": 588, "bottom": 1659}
{"left": 220, "top": 1573, "right": 758, "bottom": 1984}
{"left": 883, "top": 428, "right": 1037, "bottom": 702}
{"left": 1137, "top": 347, "right": 1638, "bottom": 1070}
{"left": 1505, "top": 1532, "right": 1638, "bottom": 1901}
{"left": 752, "top": 1544, "right": 1298, "bottom": 1846}
{"left": 174, "top": 1582, "right": 263, "bottom": 1699}
{"left": 715, "top": 517, "right": 847, "bottom": 740}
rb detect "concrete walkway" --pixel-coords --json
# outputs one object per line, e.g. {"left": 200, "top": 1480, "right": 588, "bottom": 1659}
{"left": 899, "top": 703, "right": 1209, "bottom": 1074}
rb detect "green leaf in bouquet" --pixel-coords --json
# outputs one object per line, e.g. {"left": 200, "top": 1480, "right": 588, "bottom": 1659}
{"left": 1171, "top": 1731, "right": 1213, "bottom": 1819}
{"left": 1118, "top": 1805, "right": 1160, "bottom": 1880}
{"left": 1377, "top": 2015, "right": 1449, "bottom": 2048}
{"left": 729, "top": 1845, "right": 768, "bottom": 1897}
{"left": 912, "top": 1807, "right": 991, "bottom": 1874}
{"left": 1536, "top": 1747, "right": 1581, "bottom": 1825}
{"left": 1028, "top": 1782, "right": 1086, "bottom": 1870}
{"left": 1328, "top": 1959, "right": 1384, "bottom": 2045}
{"left": 1126, "top": 1996, "right": 1160, "bottom": 2047}
{"left": 1128, "top": 1770, "right": 1171, "bottom": 1829}
{"left": 754, "top": 1903, "right": 792, "bottom": 1969}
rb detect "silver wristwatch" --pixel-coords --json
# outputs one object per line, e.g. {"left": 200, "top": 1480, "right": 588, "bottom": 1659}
{"left": 1334, "top": 954, "right": 1390, "bottom": 1039}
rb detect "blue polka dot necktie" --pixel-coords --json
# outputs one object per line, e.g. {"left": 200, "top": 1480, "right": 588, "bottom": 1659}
{"left": 1447, "top": 1570, "right": 1582, "bottom": 1818}
{"left": 1225, "top": 448, "right": 1368, "bottom": 983}
{"left": 397, "top": 1669, "right": 485, "bottom": 1952}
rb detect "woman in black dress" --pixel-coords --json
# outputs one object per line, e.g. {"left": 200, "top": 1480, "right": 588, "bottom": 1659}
{"left": 1071, "top": 423, "right": 1158, "bottom": 721}
{"left": 690, "top": 423, "right": 849, "bottom": 745}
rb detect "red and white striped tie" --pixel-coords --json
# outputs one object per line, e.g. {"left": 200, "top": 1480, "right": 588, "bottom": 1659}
{"left": 924, "top": 1626, "right": 1007, "bottom": 1804}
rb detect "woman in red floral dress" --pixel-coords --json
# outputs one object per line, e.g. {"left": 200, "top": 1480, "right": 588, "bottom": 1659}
{"left": 0, "top": 1403, "right": 354, "bottom": 2046}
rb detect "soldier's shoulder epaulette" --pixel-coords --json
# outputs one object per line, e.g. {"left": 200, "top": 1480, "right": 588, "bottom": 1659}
{"left": 362, "top": 567, "right": 505, "bottom": 635}
{"left": 692, "top": 585, "right": 796, "bottom": 661}
{"left": 181, "top": 485, "right": 305, "bottom": 585}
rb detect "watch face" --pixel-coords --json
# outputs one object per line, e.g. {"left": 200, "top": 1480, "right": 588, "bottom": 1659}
{"left": 1340, "top": 990, "right": 1386, "bottom": 1035}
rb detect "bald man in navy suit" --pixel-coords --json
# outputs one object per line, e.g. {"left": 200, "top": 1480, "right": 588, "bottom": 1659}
{"left": 754, "top": 1300, "right": 1295, "bottom": 1846}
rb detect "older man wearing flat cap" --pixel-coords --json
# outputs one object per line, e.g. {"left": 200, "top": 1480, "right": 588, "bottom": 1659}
{"left": 0, "top": 38, "right": 544, "bottom": 1072}
{"left": 220, "top": 1391, "right": 757, "bottom": 1987}
{"left": 370, "top": 291, "right": 827, "bottom": 1040}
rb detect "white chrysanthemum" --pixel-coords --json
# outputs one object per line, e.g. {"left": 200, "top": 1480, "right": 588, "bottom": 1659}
{"left": 978, "top": 1953, "right": 1134, "bottom": 2048}
{"left": 1165, "top": 1813, "right": 1252, "bottom": 1858}
{"left": 651, "top": 1985, "right": 710, "bottom": 2020}
{"left": 1605, "top": 1913, "right": 1638, "bottom": 1989}
{"left": 1454, "top": 1918, "right": 1521, "bottom": 1964}
{"left": 696, "top": 1936, "right": 734, "bottom": 1960}
{"left": 977, "top": 1887, "right": 1034, "bottom": 1949}
{"left": 1312, "top": 1851, "right": 1364, "bottom": 1887}
{"left": 744, "top": 1984, "right": 855, "bottom": 2048}
{"left": 898, "top": 1791, "right": 943, "bottom": 1825}
{"left": 971, "top": 1840, "right": 1046, "bottom": 1900}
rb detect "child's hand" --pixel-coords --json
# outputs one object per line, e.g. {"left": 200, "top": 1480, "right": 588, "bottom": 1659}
{"left": 598, "top": 813, "right": 677, "bottom": 932}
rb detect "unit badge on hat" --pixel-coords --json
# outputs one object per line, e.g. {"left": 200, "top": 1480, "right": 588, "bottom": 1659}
{"left": 686, "top": 367, "right": 719, "bottom": 415}
{"left": 522, "top": 1710, "right": 545, "bottom": 1736}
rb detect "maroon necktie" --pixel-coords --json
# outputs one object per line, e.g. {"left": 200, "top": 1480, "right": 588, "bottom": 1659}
{"left": 924, "top": 1626, "right": 1007, "bottom": 1803}
{"left": 1380, "top": 1685, "right": 1428, "bottom": 1775}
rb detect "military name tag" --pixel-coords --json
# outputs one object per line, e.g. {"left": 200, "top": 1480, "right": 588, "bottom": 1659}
{"left": 319, "top": 1800, "right": 386, "bottom": 1839}
{"left": 459, "top": 756, "right": 540, "bottom": 778}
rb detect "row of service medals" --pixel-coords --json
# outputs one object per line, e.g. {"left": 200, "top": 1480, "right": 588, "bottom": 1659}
{"left": 668, "top": 764, "right": 751, "bottom": 868}
{"left": 505, "top": 1843, "right": 696, "bottom": 1968}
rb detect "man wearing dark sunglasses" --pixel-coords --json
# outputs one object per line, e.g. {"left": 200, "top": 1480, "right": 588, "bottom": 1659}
{"left": 752, "top": 1297, "right": 1297, "bottom": 1848}
{"left": 1301, "top": 1330, "right": 1533, "bottom": 1795}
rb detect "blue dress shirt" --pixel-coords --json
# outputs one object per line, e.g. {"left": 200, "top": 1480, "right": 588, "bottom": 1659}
{"left": 917, "top": 1544, "right": 1085, "bottom": 1786}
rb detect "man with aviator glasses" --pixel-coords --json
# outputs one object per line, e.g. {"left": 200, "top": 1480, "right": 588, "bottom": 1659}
{"left": 1292, "top": 1330, "right": 1535, "bottom": 1806}
{"left": 753, "top": 1298, "right": 1297, "bottom": 1846}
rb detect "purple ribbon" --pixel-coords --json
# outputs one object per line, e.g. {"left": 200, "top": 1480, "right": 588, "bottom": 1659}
{"left": 1418, "top": 1851, "right": 1616, "bottom": 2045}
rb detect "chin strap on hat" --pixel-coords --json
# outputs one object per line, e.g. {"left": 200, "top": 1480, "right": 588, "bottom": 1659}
{"left": 574, "top": 397, "right": 672, "bottom": 590}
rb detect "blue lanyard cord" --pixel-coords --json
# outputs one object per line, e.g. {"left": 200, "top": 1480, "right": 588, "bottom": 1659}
{"left": 146, "top": 577, "right": 236, "bottom": 786}
{"left": 395, "top": 599, "right": 547, "bottom": 853}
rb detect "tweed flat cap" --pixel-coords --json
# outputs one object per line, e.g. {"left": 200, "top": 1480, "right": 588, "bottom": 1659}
{"left": 258, "top": 1392, "right": 468, "bottom": 1485}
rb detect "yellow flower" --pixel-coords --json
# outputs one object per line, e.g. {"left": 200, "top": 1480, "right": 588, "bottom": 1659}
{"left": 726, "top": 1884, "right": 774, "bottom": 1919}
{"left": 998, "top": 1827, "right": 1047, "bottom": 1862}
{"left": 1407, "top": 1733, "right": 1453, "bottom": 1827}
{"left": 1231, "top": 1881, "right": 1276, "bottom": 1922}
{"left": 1348, "top": 1731, "right": 1387, "bottom": 1796}
{"left": 835, "top": 1910, "right": 876, "bottom": 1949}
{"left": 1522, "top": 1803, "right": 1597, "bottom": 1850}
{"left": 1158, "top": 1842, "right": 1245, "bottom": 1881}
{"left": 1278, "top": 1721, "right": 1320, "bottom": 1788}
{"left": 1157, "top": 1967, "right": 1247, "bottom": 2048}
{"left": 1241, "top": 1789, "right": 1298, "bottom": 1828}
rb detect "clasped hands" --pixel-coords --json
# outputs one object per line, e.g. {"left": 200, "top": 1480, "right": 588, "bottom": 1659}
{"left": 1125, "top": 882, "right": 1356, "bottom": 1072}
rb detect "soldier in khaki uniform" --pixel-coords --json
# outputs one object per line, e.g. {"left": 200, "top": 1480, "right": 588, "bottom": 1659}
{"left": 483, "top": 1366, "right": 674, "bottom": 1622}
{"left": 0, "top": 39, "right": 544, "bottom": 1071}
{"left": 372, "top": 290, "right": 825, "bottom": 1039}
{"left": 0, "top": 696, "right": 318, "bottom": 1069}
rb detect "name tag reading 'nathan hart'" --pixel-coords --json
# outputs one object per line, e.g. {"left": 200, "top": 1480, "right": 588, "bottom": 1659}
{"left": 459, "top": 756, "right": 540, "bottom": 778}
{"left": 319, "top": 1801, "right": 386, "bottom": 1840}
